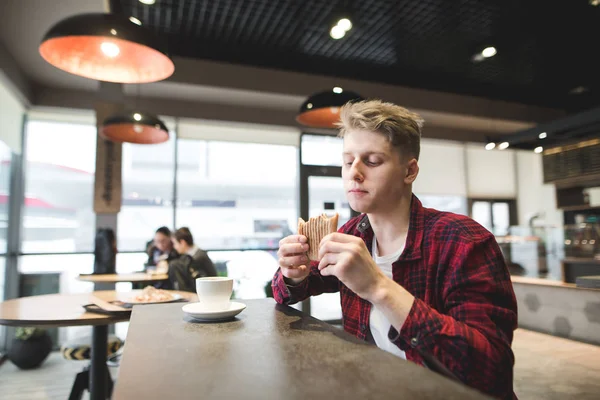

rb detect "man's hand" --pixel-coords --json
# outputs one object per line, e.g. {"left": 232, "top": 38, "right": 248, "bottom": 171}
{"left": 317, "top": 233, "right": 386, "bottom": 302}
{"left": 156, "top": 260, "right": 169, "bottom": 273}
{"left": 277, "top": 235, "right": 311, "bottom": 285}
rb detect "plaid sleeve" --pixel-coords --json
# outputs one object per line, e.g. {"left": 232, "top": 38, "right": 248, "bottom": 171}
{"left": 388, "top": 237, "right": 518, "bottom": 400}
{"left": 272, "top": 261, "right": 340, "bottom": 305}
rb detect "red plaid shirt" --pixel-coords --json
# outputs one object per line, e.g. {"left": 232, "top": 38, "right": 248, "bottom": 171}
{"left": 272, "top": 195, "right": 518, "bottom": 399}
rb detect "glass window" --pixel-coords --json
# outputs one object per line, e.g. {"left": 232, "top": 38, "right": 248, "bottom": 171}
{"left": 22, "top": 121, "right": 97, "bottom": 253}
{"left": 418, "top": 194, "right": 468, "bottom": 215}
{"left": 176, "top": 139, "right": 298, "bottom": 250}
{"left": 472, "top": 201, "right": 492, "bottom": 232}
{"left": 211, "top": 250, "right": 279, "bottom": 300}
{"left": 0, "top": 256, "right": 5, "bottom": 302}
{"left": 307, "top": 176, "right": 352, "bottom": 227}
{"left": 492, "top": 202, "right": 510, "bottom": 236}
{"left": 118, "top": 131, "right": 175, "bottom": 251}
{"left": 0, "top": 140, "right": 12, "bottom": 253}
{"left": 301, "top": 134, "right": 343, "bottom": 166}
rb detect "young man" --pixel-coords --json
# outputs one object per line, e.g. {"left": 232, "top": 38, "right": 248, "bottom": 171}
{"left": 272, "top": 100, "right": 518, "bottom": 399}
{"left": 145, "top": 226, "right": 178, "bottom": 268}
{"left": 160, "top": 227, "right": 217, "bottom": 292}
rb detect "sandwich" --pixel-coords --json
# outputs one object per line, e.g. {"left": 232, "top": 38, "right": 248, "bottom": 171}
{"left": 298, "top": 213, "right": 339, "bottom": 261}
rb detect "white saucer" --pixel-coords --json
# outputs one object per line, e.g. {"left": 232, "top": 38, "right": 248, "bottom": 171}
{"left": 182, "top": 301, "right": 246, "bottom": 321}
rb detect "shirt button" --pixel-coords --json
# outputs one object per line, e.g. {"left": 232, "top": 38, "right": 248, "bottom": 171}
{"left": 410, "top": 337, "right": 418, "bottom": 347}
{"left": 360, "top": 223, "right": 366, "bottom": 227}
{"left": 360, "top": 324, "right": 367, "bottom": 332}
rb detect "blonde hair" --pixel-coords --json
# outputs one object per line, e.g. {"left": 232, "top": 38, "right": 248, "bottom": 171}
{"left": 336, "top": 100, "right": 424, "bottom": 160}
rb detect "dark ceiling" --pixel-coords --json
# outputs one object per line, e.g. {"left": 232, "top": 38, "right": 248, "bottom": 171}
{"left": 110, "top": 0, "right": 600, "bottom": 112}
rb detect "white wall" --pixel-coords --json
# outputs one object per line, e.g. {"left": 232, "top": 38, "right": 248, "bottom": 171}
{"left": 516, "top": 151, "right": 563, "bottom": 228}
{"left": 0, "top": 76, "right": 24, "bottom": 153}
{"left": 414, "top": 139, "right": 467, "bottom": 196}
{"left": 465, "top": 144, "right": 516, "bottom": 198}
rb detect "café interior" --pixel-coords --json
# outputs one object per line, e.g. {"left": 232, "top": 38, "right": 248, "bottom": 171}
{"left": 0, "top": 0, "right": 599, "bottom": 399}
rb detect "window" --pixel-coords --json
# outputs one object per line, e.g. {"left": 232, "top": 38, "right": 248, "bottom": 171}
{"left": 117, "top": 129, "right": 175, "bottom": 251}
{"left": 176, "top": 139, "right": 298, "bottom": 250}
{"left": 0, "top": 256, "right": 5, "bottom": 302}
{"left": 418, "top": 194, "right": 468, "bottom": 215}
{"left": 301, "top": 134, "right": 343, "bottom": 166}
{"left": 22, "top": 121, "right": 97, "bottom": 253}
{"left": 0, "top": 139, "right": 12, "bottom": 253}
{"left": 470, "top": 199, "right": 516, "bottom": 236}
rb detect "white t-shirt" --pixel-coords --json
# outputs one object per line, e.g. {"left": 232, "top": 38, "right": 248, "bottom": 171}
{"left": 369, "top": 235, "right": 406, "bottom": 359}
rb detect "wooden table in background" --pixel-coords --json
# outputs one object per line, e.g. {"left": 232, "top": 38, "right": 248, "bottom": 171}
{"left": 0, "top": 290, "right": 196, "bottom": 400}
{"left": 77, "top": 272, "right": 169, "bottom": 284}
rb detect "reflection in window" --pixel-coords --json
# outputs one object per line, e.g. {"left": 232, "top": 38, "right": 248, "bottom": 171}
{"left": 22, "top": 121, "right": 97, "bottom": 253}
{"left": 118, "top": 132, "right": 175, "bottom": 251}
{"left": 177, "top": 139, "right": 298, "bottom": 250}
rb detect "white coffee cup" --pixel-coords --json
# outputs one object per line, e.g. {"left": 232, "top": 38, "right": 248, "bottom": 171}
{"left": 195, "top": 277, "right": 233, "bottom": 310}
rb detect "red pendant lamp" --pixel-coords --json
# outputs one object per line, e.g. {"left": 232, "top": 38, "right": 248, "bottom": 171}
{"left": 101, "top": 112, "right": 169, "bottom": 144}
{"left": 296, "top": 88, "right": 363, "bottom": 128}
{"left": 39, "top": 13, "right": 174, "bottom": 84}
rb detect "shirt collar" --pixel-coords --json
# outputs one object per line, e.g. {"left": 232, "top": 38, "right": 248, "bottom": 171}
{"left": 186, "top": 245, "right": 199, "bottom": 257}
{"left": 356, "top": 194, "right": 424, "bottom": 261}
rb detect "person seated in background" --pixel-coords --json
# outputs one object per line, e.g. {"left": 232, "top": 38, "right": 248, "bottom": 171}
{"left": 157, "top": 227, "right": 217, "bottom": 292}
{"left": 145, "top": 226, "right": 178, "bottom": 268}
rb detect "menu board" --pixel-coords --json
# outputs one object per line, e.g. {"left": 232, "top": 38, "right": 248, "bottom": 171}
{"left": 543, "top": 140, "right": 600, "bottom": 183}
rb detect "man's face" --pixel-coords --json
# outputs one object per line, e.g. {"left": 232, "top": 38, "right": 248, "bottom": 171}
{"left": 154, "top": 233, "right": 172, "bottom": 252}
{"left": 342, "top": 129, "right": 418, "bottom": 214}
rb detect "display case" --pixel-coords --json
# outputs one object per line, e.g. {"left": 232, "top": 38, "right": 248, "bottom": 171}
{"left": 563, "top": 222, "right": 600, "bottom": 259}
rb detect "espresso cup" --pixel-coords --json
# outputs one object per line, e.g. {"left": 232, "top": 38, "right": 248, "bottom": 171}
{"left": 195, "top": 277, "right": 234, "bottom": 310}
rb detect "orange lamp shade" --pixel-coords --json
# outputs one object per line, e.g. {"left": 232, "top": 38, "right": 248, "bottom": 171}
{"left": 39, "top": 13, "right": 174, "bottom": 84}
{"left": 296, "top": 90, "right": 363, "bottom": 128}
{"left": 101, "top": 113, "right": 169, "bottom": 144}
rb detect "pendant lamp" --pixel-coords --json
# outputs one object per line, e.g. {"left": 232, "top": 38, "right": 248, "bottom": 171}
{"left": 296, "top": 88, "right": 363, "bottom": 128}
{"left": 101, "top": 112, "right": 169, "bottom": 144}
{"left": 39, "top": 13, "right": 174, "bottom": 84}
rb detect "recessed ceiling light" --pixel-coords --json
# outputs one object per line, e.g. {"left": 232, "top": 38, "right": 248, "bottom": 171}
{"left": 337, "top": 18, "right": 352, "bottom": 31}
{"left": 590, "top": 0, "right": 599, "bottom": 6}
{"left": 333, "top": 87, "right": 343, "bottom": 94}
{"left": 485, "top": 142, "right": 496, "bottom": 150}
{"left": 498, "top": 142, "right": 509, "bottom": 150}
{"left": 139, "top": 0, "right": 156, "bottom": 4}
{"left": 481, "top": 46, "right": 497, "bottom": 58}
{"left": 129, "top": 16, "right": 142, "bottom": 26}
{"left": 534, "top": 146, "right": 543, "bottom": 154}
{"left": 538, "top": 132, "right": 547, "bottom": 139}
{"left": 306, "top": 103, "right": 313, "bottom": 109}
{"left": 569, "top": 86, "right": 589, "bottom": 95}
{"left": 330, "top": 25, "right": 345, "bottom": 39}
{"left": 133, "top": 113, "right": 142, "bottom": 121}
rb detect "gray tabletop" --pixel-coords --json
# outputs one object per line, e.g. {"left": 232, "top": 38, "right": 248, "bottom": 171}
{"left": 114, "top": 299, "right": 489, "bottom": 400}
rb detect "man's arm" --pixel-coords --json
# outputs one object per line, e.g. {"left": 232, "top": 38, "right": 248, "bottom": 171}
{"left": 378, "top": 237, "right": 517, "bottom": 399}
{"left": 191, "top": 250, "right": 217, "bottom": 278}
{"left": 271, "top": 262, "right": 340, "bottom": 305}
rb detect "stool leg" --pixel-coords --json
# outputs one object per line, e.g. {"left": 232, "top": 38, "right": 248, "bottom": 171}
{"left": 68, "top": 368, "right": 89, "bottom": 400}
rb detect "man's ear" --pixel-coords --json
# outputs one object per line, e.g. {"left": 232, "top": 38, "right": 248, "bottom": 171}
{"left": 404, "top": 158, "right": 419, "bottom": 184}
